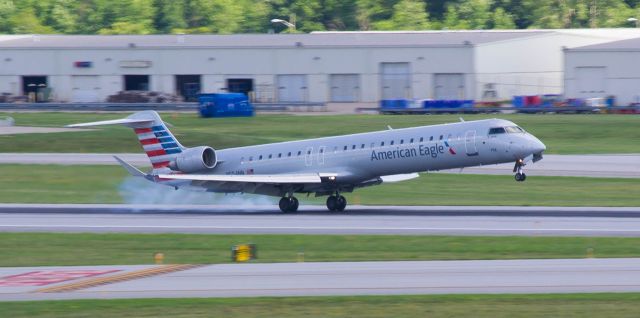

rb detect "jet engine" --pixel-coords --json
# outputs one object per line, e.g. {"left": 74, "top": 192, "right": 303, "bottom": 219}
{"left": 169, "top": 146, "right": 217, "bottom": 172}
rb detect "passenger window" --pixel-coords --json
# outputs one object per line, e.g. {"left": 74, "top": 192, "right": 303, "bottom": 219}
{"left": 439, "top": 135, "right": 443, "bottom": 140}
{"left": 420, "top": 137, "right": 424, "bottom": 142}
{"left": 381, "top": 141, "right": 385, "bottom": 146}
{"left": 288, "top": 152, "right": 292, "bottom": 157}
{"left": 307, "top": 150, "right": 311, "bottom": 155}
{"left": 400, "top": 139, "right": 404, "bottom": 144}
{"left": 278, "top": 153, "right": 282, "bottom": 158}
{"left": 488, "top": 127, "right": 506, "bottom": 135}
{"left": 268, "top": 154, "right": 272, "bottom": 159}
{"left": 344, "top": 145, "right": 348, "bottom": 151}
{"left": 361, "top": 144, "right": 365, "bottom": 149}
{"left": 320, "top": 148, "right": 324, "bottom": 153}
{"left": 410, "top": 138, "right": 414, "bottom": 143}
{"left": 259, "top": 155, "right": 263, "bottom": 160}
{"left": 390, "top": 140, "right": 394, "bottom": 145}
{"left": 429, "top": 136, "right": 433, "bottom": 141}
{"left": 352, "top": 145, "right": 356, "bottom": 150}
{"left": 297, "top": 151, "right": 302, "bottom": 156}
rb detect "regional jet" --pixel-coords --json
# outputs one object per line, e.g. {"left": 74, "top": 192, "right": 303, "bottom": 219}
{"left": 68, "top": 111, "right": 546, "bottom": 213}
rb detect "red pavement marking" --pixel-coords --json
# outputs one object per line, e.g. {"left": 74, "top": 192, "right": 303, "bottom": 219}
{"left": 0, "top": 269, "right": 121, "bottom": 287}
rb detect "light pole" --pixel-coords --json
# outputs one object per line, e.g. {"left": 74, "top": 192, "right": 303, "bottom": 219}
{"left": 270, "top": 18, "right": 296, "bottom": 32}
{"left": 627, "top": 17, "right": 638, "bottom": 28}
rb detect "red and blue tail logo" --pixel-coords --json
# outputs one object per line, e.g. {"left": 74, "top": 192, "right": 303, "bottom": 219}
{"left": 134, "top": 125, "right": 184, "bottom": 169}
{"left": 444, "top": 141, "right": 457, "bottom": 155}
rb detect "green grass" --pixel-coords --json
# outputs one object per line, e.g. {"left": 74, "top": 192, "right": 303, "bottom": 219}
{"left": 2, "top": 232, "right": 640, "bottom": 266}
{"left": 2, "top": 294, "right": 640, "bottom": 318}
{"left": 1, "top": 112, "right": 639, "bottom": 154}
{"left": 1, "top": 164, "right": 638, "bottom": 206}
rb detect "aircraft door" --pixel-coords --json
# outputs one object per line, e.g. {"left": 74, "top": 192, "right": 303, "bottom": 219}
{"left": 465, "top": 130, "right": 479, "bottom": 156}
{"left": 305, "top": 146, "right": 313, "bottom": 166}
{"left": 317, "top": 146, "right": 326, "bottom": 165}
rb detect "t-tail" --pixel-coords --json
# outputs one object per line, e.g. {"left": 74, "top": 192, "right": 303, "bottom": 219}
{"left": 67, "top": 111, "right": 218, "bottom": 175}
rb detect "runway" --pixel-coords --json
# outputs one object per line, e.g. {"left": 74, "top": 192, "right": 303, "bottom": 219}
{"left": 1, "top": 153, "right": 638, "bottom": 178}
{"left": 2, "top": 204, "right": 640, "bottom": 236}
{"left": 3, "top": 258, "right": 640, "bottom": 301}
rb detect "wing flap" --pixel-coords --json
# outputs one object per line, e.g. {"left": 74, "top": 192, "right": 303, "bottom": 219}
{"left": 380, "top": 172, "right": 420, "bottom": 183}
{"left": 156, "top": 173, "right": 331, "bottom": 184}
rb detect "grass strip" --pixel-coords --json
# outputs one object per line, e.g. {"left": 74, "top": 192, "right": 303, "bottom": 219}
{"left": 2, "top": 294, "right": 640, "bottom": 318}
{"left": 2, "top": 233, "right": 640, "bottom": 267}
{"left": 1, "top": 164, "right": 638, "bottom": 206}
{"left": 1, "top": 112, "right": 639, "bottom": 154}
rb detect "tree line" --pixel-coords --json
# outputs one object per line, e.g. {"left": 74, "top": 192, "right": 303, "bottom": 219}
{"left": 0, "top": 0, "right": 639, "bottom": 35}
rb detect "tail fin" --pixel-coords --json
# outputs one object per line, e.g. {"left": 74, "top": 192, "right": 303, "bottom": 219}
{"left": 67, "top": 111, "right": 185, "bottom": 169}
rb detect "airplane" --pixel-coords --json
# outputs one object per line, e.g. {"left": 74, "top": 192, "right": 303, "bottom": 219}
{"left": 68, "top": 111, "right": 546, "bottom": 213}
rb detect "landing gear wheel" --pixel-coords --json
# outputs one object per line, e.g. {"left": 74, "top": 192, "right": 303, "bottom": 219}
{"left": 513, "top": 159, "right": 527, "bottom": 182}
{"left": 336, "top": 195, "right": 347, "bottom": 212}
{"left": 279, "top": 196, "right": 299, "bottom": 213}
{"left": 326, "top": 195, "right": 338, "bottom": 212}
{"left": 515, "top": 172, "right": 526, "bottom": 182}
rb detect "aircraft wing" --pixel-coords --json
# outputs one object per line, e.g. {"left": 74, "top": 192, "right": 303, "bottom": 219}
{"left": 156, "top": 173, "right": 337, "bottom": 184}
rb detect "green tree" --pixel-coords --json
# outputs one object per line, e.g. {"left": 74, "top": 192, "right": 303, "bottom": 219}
{"left": 374, "top": 0, "right": 430, "bottom": 30}
{"left": 153, "top": 0, "right": 186, "bottom": 33}
{"left": 46, "top": 0, "right": 77, "bottom": 33}
{"left": 0, "top": 0, "right": 17, "bottom": 33}
{"left": 9, "top": 8, "right": 55, "bottom": 33}
{"left": 492, "top": 7, "right": 516, "bottom": 29}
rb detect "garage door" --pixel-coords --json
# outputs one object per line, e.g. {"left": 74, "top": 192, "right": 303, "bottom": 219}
{"left": 576, "top": 67, "right": 606, "bottom": 98}
{"left": 71, "top": 75, "right": 100, "bottom": 102}
{"left": 381, "top": 63, "right": 411, "bottom": 99}
{"left": 434, "top": 73, "right": 464, "bottom": 100}
{"left": 330, "top": 74, "right": 359, "bottom": 102}
{"left": 277, "top": 75, "right": 307, "bottom": 102}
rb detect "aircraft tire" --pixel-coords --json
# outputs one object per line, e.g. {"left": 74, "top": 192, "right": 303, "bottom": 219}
{"left": 336, "top": 196, "right": 347, "bottom": 212}
{"left": 279, "top": 197, "right": 292, "bottom": 213}
{"left": 290, "top": 197, "right": 299, "bottom": 212}
{"left": 515, "top": 173, "right": 526, "bottom": 182}
{"left": 326, "top": 195, "right": 338, "bottom": 211}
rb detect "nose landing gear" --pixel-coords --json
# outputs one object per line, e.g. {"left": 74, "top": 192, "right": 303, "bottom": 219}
{"left": 326, "top": 193, "right": 347, "bottom": 212}
{"left": 513, "top": 159, "right": 527, "bottom": 182}
{"left": 279, "top": 196, "right": 299, "bottom": 213}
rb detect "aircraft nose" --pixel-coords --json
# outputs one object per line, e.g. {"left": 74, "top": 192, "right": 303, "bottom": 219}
{"left": 530, "top": 136, "right": 546, "bottom": 154}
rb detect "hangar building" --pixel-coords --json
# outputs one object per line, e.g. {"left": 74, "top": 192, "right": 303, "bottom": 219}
{"left": 565, "top": 37, "right": 640, "bottom": 106}
{"left": 0, "top": 30, "right": 638, "bottom": 105}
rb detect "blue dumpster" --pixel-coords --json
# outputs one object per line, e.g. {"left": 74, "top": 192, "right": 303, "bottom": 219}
{"left": 198, "top": 93, "right": 254, "bottom": 118}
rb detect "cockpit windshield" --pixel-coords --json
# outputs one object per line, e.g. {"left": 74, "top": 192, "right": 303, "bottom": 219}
{"left": 488, "top": 126, "right": 525, "bottom": 135}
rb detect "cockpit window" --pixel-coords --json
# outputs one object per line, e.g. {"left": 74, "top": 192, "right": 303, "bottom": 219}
{"left": 488, "top": 127, "right": 506, "bottom": 135}
{"left": 505, "top": 126, "right": 525, "bottom": 133}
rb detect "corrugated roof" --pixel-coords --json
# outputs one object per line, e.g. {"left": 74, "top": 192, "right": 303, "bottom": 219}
{"left": 0, "top": 31, "right": 550, "bottom": 49}
{"left": 567, "top": 36, "right": 640, "bottom": 51}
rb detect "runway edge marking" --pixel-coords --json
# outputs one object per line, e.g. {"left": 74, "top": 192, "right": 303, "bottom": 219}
{"left": 33, "top": 264, "right": 203, "bottom": 293}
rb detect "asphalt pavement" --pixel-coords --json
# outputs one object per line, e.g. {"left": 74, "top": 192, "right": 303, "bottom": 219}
{"left": 3, "top": 258, "right": 640, "bottom": 301}
{"left": 1, "top": 204, "right": 640, "bottom": 236}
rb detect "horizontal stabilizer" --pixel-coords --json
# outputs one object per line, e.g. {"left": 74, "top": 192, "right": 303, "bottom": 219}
{"left": 114, "top": 156, "right": 147, "bottom": 177}
{"left": 66, "top": 118, "right": 154, "bottom": 128}
{"left": 156, "top": 173, "right": 330, "bottom": 184}
{"left": 380, "top": 172, "right": 419, "bottom": 183}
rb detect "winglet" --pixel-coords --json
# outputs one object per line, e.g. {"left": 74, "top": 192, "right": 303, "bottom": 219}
{"left": 114, "top": 156, "right": 147, "bottom": 177}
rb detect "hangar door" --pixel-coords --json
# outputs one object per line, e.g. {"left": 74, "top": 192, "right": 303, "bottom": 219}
{"left": 434, "top": 73, "right": 465, "bottom": 100}
{"left": 71, "top": 75, "right": 100, "bottom": 102}
{"left": 277, "top": 75, "right": 307, "bottom": 102}
{"left": 576, "top": 67, "right": 606, "bottom": 98}
{"left": 381, "top": 63, "right": 411, "bottom": 99}
{"left": 330, "top": 74, "right": 359, "bottom": 102}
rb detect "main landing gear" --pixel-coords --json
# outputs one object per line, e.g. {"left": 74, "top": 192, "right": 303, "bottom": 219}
{"left": 326, "top": 193, "right": 347, "bottom": 212}
{"left": 513, "top": 158, "right": 527, "bottom": 182}
{"left": 279, "top": 196, "right": 299, "bottom": 213}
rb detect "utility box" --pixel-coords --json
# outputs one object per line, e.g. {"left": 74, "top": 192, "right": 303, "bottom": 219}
{"left": 199, "top": 93, "right": 254, "bottom": 118}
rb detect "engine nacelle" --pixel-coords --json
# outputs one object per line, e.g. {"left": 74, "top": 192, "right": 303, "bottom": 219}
{"left": 169, "top": 146, "right": 217, "bottom": 173}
